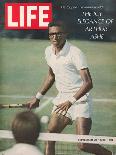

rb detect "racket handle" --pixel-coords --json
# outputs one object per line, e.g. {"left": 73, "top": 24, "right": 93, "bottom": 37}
{"left": 0, "top": 103, "right": 27, "bottom": 109}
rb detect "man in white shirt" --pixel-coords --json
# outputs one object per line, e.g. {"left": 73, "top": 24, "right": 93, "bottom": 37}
{"left": 0, "top": 111, "right": 43, "bottom": 155}
{"left": 27, "top": 21, "right": 112, "bottom": 155}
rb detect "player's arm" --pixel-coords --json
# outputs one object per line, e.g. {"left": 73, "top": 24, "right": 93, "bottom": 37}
{"left": 55, "top": 68, "right": 93, "bottom": 115}
{"left": 73, "top": 68, "right": 93, "bottom": 100}
{"left": 39, "top": 66, "right": 55, "bottom": 95}
{"left": 27, "top": 66, "right": 55, "bottom": 109}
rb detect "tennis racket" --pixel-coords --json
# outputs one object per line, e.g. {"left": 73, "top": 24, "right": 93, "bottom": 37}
{"left": 0, "top": 103, "right": 27, "bottom": 109}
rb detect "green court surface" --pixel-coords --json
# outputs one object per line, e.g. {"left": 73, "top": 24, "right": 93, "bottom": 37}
{"left": 0, "top": 38, "right": 116, "bottom": 153}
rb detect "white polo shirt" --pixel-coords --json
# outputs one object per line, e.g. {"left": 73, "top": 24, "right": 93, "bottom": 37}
{"left": 45, "top": 41, "right": 88, "bottom": 94}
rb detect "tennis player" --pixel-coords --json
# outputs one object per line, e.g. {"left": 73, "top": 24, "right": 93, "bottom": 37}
{"left": 0, "top": 111, "right": 43, "bottom": 155}
{"left": 27, "top": 21, "right": 112, "bottom": 155}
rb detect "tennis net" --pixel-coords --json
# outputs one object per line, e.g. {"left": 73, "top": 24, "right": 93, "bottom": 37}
{"left": 0, "top": 130, "right": 116, "bottom": 155}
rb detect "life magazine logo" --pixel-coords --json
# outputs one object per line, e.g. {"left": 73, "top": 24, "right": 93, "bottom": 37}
{"left": 5, "top": 3, "right": 52, "bottom": 29}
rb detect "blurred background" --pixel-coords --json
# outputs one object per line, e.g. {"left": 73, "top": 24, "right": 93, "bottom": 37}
{"left": 0, "top": 0, "right": 116, "bottom": 41}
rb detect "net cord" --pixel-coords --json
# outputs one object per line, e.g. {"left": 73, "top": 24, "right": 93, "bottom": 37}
{"left": 0, "top": 130, "right": 115, "bottom": 145}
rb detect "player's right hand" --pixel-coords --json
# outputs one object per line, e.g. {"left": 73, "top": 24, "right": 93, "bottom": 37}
{"left": 27, "top": 97, "right": 40, "bottom": 109}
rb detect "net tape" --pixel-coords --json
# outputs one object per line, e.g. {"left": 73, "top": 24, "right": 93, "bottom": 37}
{"left": 0, "top": 130, "right": 116, "bottom": 145}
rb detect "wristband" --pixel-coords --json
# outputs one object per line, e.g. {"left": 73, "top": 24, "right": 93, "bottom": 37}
{"left": 68, "top": 96, "right": 77, "bottom": 105}
{"left": 36, "top": 92, "right": 43, "bottom": 100}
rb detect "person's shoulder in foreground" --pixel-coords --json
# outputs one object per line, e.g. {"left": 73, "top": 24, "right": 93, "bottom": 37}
{"left": 0, "top": 111, "right": 43, "bottom": 155}
{"left": 0, "top": 143, "right": 43, "bottom": 155}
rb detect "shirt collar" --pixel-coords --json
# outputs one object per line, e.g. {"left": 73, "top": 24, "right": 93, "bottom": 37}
{"left": 51, "top": 40, "right": 70, "bottom": 57}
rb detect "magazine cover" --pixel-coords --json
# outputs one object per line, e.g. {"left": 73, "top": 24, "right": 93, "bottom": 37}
{"left": 0, "top": 0, "right": 116, "bottom": 155}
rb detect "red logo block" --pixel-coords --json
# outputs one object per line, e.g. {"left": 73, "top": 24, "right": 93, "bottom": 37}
{"left": 5, "top": 3, "right": 52, "bottom": 29}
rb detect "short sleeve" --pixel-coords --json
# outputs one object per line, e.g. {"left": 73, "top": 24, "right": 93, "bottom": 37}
{"left": 71, "top": 48, "right": 88, "bottom": 70}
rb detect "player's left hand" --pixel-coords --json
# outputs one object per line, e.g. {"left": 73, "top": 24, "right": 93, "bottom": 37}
{"left": 54, "top": 101, "right": 72, "bottom": 116}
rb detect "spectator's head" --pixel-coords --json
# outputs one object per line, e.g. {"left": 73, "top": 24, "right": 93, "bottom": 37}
{"left": 12, "top": 111, "right": 41, "bottom": 145}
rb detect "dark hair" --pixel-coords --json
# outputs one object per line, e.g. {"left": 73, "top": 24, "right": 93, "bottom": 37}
{"left": 12, "top": 111, "right": 41, "bottom": 145}
{"left": 48, "top": 20, "right": 67, "bottom": 32}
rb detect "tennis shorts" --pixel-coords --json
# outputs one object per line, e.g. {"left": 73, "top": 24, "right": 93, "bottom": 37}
{"left": 52, "top": 92, "right": 92, "bottom": 121}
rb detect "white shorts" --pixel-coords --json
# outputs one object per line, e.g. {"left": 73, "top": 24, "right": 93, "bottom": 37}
{"left": 52, "top": 92, "right": 92, "bottom": 121}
